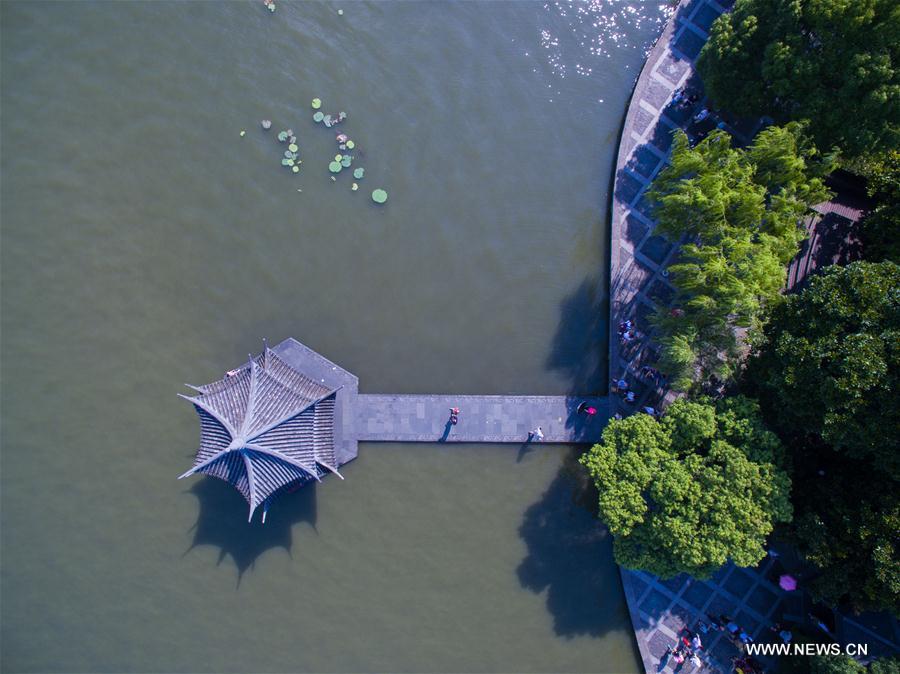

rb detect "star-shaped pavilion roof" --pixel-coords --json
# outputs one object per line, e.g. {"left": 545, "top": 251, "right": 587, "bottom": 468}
{"left": 179, "top": 346, "right": 342, "bottom": 522}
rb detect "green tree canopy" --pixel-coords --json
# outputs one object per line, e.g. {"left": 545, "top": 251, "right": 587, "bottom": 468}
{"left": 696, "top": 0, "right": 900, "bottom": 158}
{"left": 854, "top": 150, "right": 900, "bottom": 263}
{"left": 747, "top": 261, "right": 899, "bottom": 469}
{"left": 785, "top": 652, "right": 898, "bottom": 674}
{"left": 648, "top": 124, "right": 831, "bottom": 390}
{"left": 792, "top": 464, "right": 899, "bottom": 614}
{"left": 579, "top": 397, "right": 791, "bottom": 578}
{"left": 745, "top": 261, "right": 900, "bottom": 612}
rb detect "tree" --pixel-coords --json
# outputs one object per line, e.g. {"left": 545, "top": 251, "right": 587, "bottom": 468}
{"left": 746, "top": 262, "right": 899, "bottom": 469}
{"left": 806, "top": 654, "right": 865, "bottom": 674}
{"left": 745, "top": 261, "right": 900, "bottom": 613}
{"left": 869, "top": 658, "right": 900, "bottom": 674}
{"left": 792, "top": 468, "right": 900, "bottom": 614}
{"left": 579, "top": 398, "right": 791, "bottom": 578}
{"left": 854, "top": 150, "right": 900, "bottom": 263}
{"left": 697, "top": 0, "right": 900, "bottom": 159}
{"left": 785, "top": 653, "right": 898, "bottom": 674}
{"left": 648, "top": 124, "right": 831, "bottom": 390}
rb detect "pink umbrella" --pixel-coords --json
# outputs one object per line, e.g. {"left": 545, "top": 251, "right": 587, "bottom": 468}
{"left": 779, "top": 574, "right": 798, "bottom": 591}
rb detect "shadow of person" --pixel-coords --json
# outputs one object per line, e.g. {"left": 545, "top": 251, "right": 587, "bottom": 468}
{"left": 516, "top": 451, "right": 626, "bottom": 638}
{"left": 516, "top": 437, "right": 535, "bottom": 463}
{"left": 439, "top": 419, "right": 453, "bottom": 443}
{"left": 183, "top": 476, "right": 317, "bottom": 584}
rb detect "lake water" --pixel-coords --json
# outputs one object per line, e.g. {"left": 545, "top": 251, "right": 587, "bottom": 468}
{"left": 0, "top": 2, "right": 669, "bottom": 671}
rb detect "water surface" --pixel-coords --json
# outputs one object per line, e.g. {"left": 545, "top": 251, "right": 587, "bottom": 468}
{"left": 1, "top": 2, "right": 668, "bottom": 671}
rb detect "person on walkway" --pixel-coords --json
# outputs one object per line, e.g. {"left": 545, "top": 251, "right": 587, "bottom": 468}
{"left": 613, "top": 377, "right": 629, "bottom": 392}
{"left": 691, "top": 633, "right": 702, "bottom": 650}
{"left": 618, "top": 319, "right": 632, "bottom": 334}
{"left": 576, "top": 402, "right": 598, "bottom": 416}
{"left": 693, "top": 108, "right": 710, "bottom": 123}
{"left": 528, "top": 426, "right": 544, "bottom": 442}
{"left": 624, "top": 391, "right": 636, "bottom": 403}
{"left": 706, "top": 614, "right": 725, "bottom": 631}
{"left": 690, "top": 652, "right": 702, "bottom": 669}
{"left": 658, "top": 645, "right": 672, "bottom": 670}
{"left": 449, "top": 407, "right": 460, "bottom": 425}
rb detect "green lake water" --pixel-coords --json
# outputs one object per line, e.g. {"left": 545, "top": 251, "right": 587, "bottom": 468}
{"left": 1, "top": 2, "right": 669, "bottom": 671}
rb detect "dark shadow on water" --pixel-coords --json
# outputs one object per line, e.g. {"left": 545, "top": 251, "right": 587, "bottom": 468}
{"left": 546, "top": 277, "right": 608, "bottom": 396}
{"left": 516, "top": 437, "right": 535, "bottom": 463}
{"left": 517, "top": 451, "right": 628, "bottom": 638}
{"left": 184, "top": 476, "right": 317, "bottom": 584}
{"left": 439, "top": 419, "right": 453, "bottom": 443}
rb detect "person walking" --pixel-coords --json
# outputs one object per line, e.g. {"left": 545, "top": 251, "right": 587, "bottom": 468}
{"left": 528, "top": 426, "right": 544, "bottom": 442}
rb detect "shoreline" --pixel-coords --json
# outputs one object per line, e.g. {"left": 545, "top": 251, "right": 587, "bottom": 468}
{"left": 606, "top": 1, "right": 735, "bottom": 671}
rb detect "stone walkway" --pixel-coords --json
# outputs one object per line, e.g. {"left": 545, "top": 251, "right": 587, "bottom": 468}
{"left": 356, "top": 394, "right": 608, "bottom": 443}
{"left": 607, "top": 1, "right": 778, "bottom": 672}
{"left": 608, "top": 2, "right": 898, "bottom": 673}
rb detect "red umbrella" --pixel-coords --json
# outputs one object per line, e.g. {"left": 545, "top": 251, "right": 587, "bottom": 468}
{"left": 779, "top": 575, "right": 798, "bottom": 591}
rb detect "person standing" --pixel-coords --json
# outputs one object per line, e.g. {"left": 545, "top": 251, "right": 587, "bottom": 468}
{"left": 529, "top": 426, "right": 544, "bottom": 442}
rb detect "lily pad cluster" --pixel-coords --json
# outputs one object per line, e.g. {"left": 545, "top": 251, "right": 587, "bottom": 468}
{"left": 273, "top": 128, "right": 301, "bottom": 174}
{"left": 310, "top": 97, "right": 389, "bottom": 204}
{"left": 312, "top": 99, "right": 347, "bottom": 128}
{"left": 328, "top": 128, "right": 363, "bottom": 193}
{"left": 263, "top": 0, "right": 275, "bottom": 12}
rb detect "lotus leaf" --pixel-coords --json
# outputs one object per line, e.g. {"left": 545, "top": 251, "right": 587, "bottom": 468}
{"left": 353, "top": 168, "right": 365, "bottom": 179}
{"left": 329, "top": 161, "right": 342, "bottom": 173}
{"left": 288, "top": 143, "right": 298, "bottom": 152}
{"left": 312, "top": 98, "right": 322, "bottom": 109}
{"left": 281, "top": 158, "right": 291, "bottom": 166}
{"left": 313, "top": 112, "right": 324, "bottom": 123}
{"left": 352, "top": 183, "right": 359, "bottom": 191}
{"left": 277, "top": 131, "right": 288, "bottom": 142}
{"left": 341, "top": 157, "right": 352, "bottom": 168}
{"left": 292, "top": 165, "right": 300, "bottom": 173}
{"left": 372, "top": 189, "right": 388, "bottom": 204}
{"left": 346, "top": 140, "right": 355, "bottom": 149}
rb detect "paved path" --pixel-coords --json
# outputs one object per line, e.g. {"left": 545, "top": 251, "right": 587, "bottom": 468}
{"left": 356, "top": 394, "right": 609, "bottom": 443}
{"left": 607, "top": 2, "right": 899, "bottom": 673}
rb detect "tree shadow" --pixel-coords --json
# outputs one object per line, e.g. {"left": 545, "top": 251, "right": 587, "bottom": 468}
{"left": 545, "top": 277, "right": 608, "bottom": 396}
{"left": 183, "top": 476, "right": 317, "bottom": 584}
{"left": 516, "top": 451, "right": 627, "bottom": 638}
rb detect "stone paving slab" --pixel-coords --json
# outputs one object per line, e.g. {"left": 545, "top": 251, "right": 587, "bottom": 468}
{"left": 355, "top": 394, "right": 608, "bottom": 444}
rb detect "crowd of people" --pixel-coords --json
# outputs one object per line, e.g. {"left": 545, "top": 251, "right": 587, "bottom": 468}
{"left": 656, "top": 613, "right": 791, "bottom": 672}
{"left": 614, "top": 319, "right": 667, "bottom": 418}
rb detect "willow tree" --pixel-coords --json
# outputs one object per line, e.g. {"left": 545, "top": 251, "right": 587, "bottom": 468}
{"left": 648, "top": 123, "right": 831, "bottom": 390}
